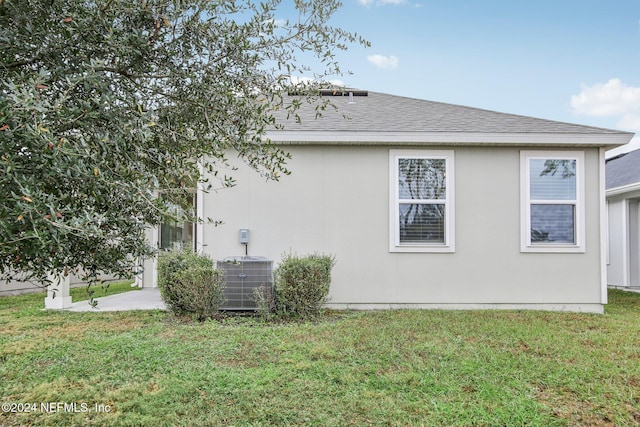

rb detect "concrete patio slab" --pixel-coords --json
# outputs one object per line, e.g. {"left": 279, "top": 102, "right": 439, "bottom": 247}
{"left": 66, "top": 288, "right": 166, "bottom": 312}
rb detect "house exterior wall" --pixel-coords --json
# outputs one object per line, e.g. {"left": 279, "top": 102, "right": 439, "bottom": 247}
{"left": 629, "top": 199, "right": 640, "bottom": 287}
{"left": 0, "top": 278, "right": 50, "bottom": 297}
{"left": 607, "top": 193, "right": 640, "bottom": 288}
{"left": 607, "top": 198, "right": 628, "bottom": 287}
{"left": 201, "top": 145, "right": 605, "bottom": 312}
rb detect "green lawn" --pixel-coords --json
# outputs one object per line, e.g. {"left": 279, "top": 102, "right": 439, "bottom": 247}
{"left": 1, "top": 288, "right": 639, "bottom": 426}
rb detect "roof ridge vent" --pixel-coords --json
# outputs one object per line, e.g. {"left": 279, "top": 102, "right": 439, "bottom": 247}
{"left": 318, "top": 89, "right": 368, "bottom": 97}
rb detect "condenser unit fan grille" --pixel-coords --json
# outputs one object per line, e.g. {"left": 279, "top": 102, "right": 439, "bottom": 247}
{"left": 217, "top": 256, "right": 273, "bottom": 310}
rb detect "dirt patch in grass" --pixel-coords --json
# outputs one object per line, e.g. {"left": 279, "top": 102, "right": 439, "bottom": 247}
{"left": 536, "top": 385, "right": 633, "bottom": 426}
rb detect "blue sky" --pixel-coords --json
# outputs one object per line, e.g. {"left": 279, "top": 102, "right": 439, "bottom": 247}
{"left": 292, "top": 0, "right": 640, "bottom": 156}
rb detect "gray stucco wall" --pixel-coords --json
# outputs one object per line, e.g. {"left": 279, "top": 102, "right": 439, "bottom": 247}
{"left": 200, "top": 145, "right": 604, "bottom": 312}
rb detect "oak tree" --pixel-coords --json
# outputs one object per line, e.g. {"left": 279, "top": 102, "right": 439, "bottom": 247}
{"left": 0, "top": 0, "right": 367, "bottom": 285}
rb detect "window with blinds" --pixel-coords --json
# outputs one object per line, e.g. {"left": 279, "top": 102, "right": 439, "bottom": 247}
{"left": 390, "top": 150, "right": 455, "bottom": 253}
{"left": 521, "top": 151, "right": 585, "bottom": 253}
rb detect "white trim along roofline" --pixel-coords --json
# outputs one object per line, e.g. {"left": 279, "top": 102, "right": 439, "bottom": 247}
{"left": 606, "top": 182, "right": 640, "bottom": 198}
{"left": 265, "top": 131, "right": 633, "bottom": 146}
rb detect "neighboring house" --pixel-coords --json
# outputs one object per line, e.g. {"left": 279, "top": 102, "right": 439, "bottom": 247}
{"left": 606, "top": 149, "right": 640, "bottom": 289}
{"left": 1, "top": 272, "right": 121, "bottom": 297}
{"left": 55, "top": 89, "right": 637, "bottom": 312}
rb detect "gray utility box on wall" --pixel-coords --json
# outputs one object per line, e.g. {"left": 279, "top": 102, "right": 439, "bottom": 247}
{"left": 217, "top": 256, "right": 273, "bottom": 310}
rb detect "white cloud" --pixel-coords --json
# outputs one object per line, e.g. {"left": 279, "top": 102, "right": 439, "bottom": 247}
{"left": 290, "top": 76, "right": 314, "bottom": 86}
{"left": 619, "top": 113, "right": 640, "bottom": 130}
{"left": 367, "top": 54, "right": 399, "bottom": 70}
{"left": 290, "top": 76, "right": 345, "bottom": 87}
{"left": 571, "top": 79, "right": 640, "bottom": 116}
{"left": 571, "top": 79, "right": 640, "bottom": 131}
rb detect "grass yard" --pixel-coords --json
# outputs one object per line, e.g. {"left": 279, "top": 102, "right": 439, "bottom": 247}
{"left": 1, "top": 288, "right": 640, "bottom": 426}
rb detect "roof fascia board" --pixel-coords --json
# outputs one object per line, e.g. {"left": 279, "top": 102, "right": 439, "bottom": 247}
{"left": 265, "top": 131, "right": 633, "bottom": 146}
{"left": 606, "top": 182, "right": 640, "bottom": 198}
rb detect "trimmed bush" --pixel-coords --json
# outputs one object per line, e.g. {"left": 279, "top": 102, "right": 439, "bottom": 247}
{"left": 157, "top": 250, "right": 225, "bottom": 320}
{"left": 274, "top": 253, "right": 335, "bottom": 319}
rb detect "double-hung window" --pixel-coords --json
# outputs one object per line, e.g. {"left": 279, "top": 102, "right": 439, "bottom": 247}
{"left": 521, "top": 151, "right": 585, "bottom": 252}
{"left": 389, "top": 150, "right": 455, "bottom": 252}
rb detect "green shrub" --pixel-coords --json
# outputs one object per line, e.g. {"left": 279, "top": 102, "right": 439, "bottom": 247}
{"left": 157, "top": 250, "right": 226, "bottom": 320}
{"left": 274, "top": 253, "right": 335, "bottom": 319}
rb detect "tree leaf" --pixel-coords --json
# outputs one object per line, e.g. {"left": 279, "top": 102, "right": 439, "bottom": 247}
{"left": 0, "top": 0, "right": 367, "bottom": 284}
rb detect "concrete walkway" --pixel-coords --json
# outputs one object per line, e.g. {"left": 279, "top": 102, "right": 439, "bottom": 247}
{"left": 63, "top": 286, "right": 639, "bottom": 312}
{"left": 66, "top": 288, "right": 166, "bottom": 312}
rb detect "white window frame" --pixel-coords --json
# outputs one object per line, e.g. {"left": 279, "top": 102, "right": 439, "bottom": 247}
{"left": 520, "top": 150, "right": 585, "bottom": 253}
{"left": 389, "top": 149, "right": 455, "bottom": 253}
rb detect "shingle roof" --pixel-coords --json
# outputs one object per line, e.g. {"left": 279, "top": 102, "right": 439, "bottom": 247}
{"left": 606, "top": 148, "right": 640, "bottom": 189}
{"left": 268, "top": 90, "right": 634, "bottom": 146}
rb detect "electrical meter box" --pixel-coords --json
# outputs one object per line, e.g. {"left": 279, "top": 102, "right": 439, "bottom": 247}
{"left": 239, "top": 229, "right": 249, "bottom": 244}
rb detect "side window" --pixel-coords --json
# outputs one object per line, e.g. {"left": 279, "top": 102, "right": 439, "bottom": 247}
{"left": 160, "top": 191, "right": 197, "bottom": 251}
{"left": 521, "top": 151, "right": 585, "bottom": 253}
{"left": 389, "top": 150, "right": 455, "bottom": 253}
